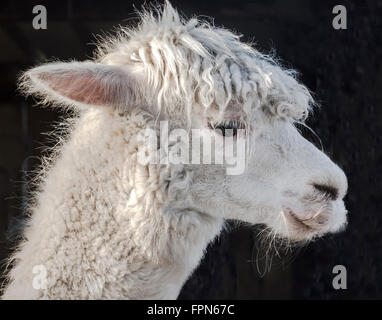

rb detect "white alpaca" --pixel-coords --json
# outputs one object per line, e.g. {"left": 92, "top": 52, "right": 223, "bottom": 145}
{"left": 2, "top": 2, "right": 348, "bottom": 299}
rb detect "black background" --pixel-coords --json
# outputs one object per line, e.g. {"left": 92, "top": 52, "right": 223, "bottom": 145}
{"left": 0, "top": 0, "right": 381, "bottom": 299}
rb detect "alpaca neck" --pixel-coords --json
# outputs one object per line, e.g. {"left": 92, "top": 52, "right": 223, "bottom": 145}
{"left": 3, "top": 110, "right": 223, "bottom": 299}
{"left": 117, "top": 207, "right": 223, "bottom": 299}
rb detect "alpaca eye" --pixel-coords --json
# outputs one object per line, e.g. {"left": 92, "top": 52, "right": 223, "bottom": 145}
{"left": 208, "top": 120, "right": 245, "bottom": 137}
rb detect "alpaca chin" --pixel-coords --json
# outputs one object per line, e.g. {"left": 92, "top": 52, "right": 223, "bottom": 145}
{"left": 278, "top": 202, "right": 348, "bottom": 242}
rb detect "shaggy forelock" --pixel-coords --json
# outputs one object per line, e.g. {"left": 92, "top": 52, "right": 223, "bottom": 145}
{"left": 95, "top": 1, "right": 313, "bottom": 122}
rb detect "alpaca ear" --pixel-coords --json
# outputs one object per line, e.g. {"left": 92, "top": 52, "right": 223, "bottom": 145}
{"left": 19, "top": 61, "right": 137, "bottom": 110}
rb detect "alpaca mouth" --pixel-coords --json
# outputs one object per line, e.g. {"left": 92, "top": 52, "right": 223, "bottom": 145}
{"left": 286, "top": 211, "right": 316, "bottom": 232}
{"left": 283, "top": 208, "right": 321, "bottom": 234}
{"left": 280, "top": 202, "right": 347, "bottom": 241}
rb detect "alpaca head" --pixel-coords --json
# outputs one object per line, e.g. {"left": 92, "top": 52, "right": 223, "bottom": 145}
{"left": 20, "top": 2, "right": 347, "bottom": 243}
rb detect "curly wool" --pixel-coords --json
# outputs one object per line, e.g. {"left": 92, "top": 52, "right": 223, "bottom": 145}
{"left": 97, "top": 2, "right": 314, "bottom": 121}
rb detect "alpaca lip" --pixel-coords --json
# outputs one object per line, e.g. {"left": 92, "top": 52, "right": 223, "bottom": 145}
{"left": 285, "top": 210, "right": 316, "bottom": 232}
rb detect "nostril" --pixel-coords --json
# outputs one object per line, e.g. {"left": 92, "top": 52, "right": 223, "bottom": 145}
{"left": 312, "top": 183, "right": 339, "bottom": 201}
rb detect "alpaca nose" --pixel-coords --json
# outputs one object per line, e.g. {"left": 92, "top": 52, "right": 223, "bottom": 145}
{"left": 311, "top": 158, "right": 348, "bottom": 201}
{"left": 312, "top": 183, "right": 339, "bottom": 201}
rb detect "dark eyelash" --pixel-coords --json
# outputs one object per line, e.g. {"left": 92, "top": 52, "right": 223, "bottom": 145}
{"left": 208, "top": 120, "right": 245, "bottom": 137}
